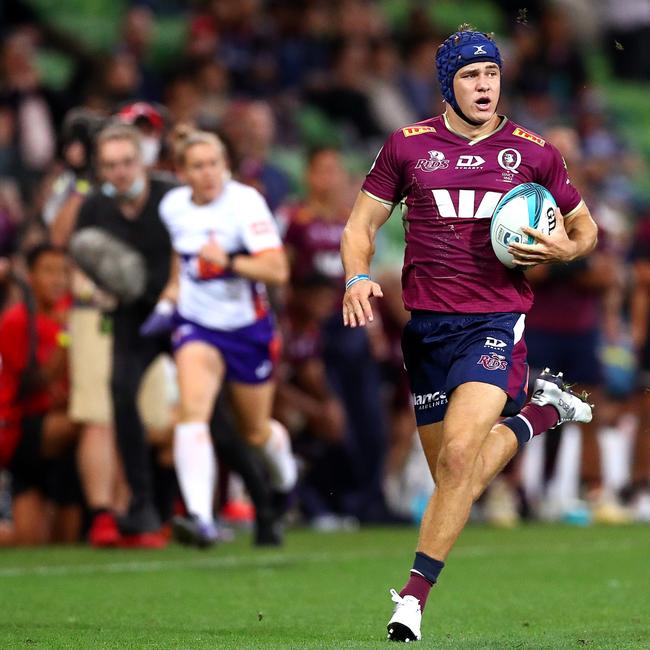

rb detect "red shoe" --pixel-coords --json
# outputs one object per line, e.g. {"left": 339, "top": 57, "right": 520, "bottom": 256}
{"left": 117, "top": 531, "right": 168, "bottom": 549}
{"left": 88, "top": 512, "right": 120, "bottom": 548}
{"left": 220, "top": 500, "right": 255, "bottom": 523}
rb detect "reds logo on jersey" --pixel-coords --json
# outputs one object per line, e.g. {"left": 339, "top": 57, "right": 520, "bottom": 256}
{"left": 416, "top": 150, "right": 449, "bottom": 172}
{"left": 477, "top": 353, "right": 508, "bottom": 371}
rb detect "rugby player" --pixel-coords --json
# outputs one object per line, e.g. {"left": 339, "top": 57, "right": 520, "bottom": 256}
{"left": 340, "top": 26, "right": 598, "bottom": 641}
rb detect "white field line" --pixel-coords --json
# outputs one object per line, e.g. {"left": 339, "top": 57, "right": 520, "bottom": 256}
{"left": 0, "top": 538, "right": 644, "bottom": 579}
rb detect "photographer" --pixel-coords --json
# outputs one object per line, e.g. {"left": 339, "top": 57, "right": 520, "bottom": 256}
{"left": 72, "top": 124, "right": 175, "bottom": 547}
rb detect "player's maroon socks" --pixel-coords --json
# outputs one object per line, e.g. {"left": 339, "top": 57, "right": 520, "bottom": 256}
{"left": 502, "top": 402, "right": 559, "bottom": 446}
{"left": 399, "top": 552, "right": 445, "bottom": 611}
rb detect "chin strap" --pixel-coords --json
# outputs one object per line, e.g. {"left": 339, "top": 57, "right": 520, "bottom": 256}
{"left": 449, "top": 102, "right": 483, "bottom": 127}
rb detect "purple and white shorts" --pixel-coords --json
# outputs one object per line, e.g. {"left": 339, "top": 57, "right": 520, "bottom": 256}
{"left": 172, "top": 313, "right": 280, "bottom": 384}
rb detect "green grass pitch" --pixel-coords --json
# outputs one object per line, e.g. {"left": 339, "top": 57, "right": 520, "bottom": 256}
{"left": 0, "top": 524, "right": 648, "bottom": 648}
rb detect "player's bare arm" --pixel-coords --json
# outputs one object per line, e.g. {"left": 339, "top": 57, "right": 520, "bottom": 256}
{"left": 231, "top": 248, "right": 289, "bottom": 286}
{"left": 199, "top": 236, "right": 289, "bottom": 286}
{"left": 340, "top": 191, "right": 391, "bottom": 327}
{"left": 508, "top": 202, "right": 598, "bottom": 266}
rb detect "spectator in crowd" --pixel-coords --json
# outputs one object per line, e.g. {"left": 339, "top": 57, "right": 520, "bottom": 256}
{"left": 101, "top": 52, "right": 143, "bottom": 108}
{"left": 193, "top": 58, "right": 231, "bottom": 130}
{"left": 164, "top": 69, "right": 203, "bottom": 126}
{"left": 0, "top": 179, "right": 22, "bottom": 308}
{"left": 518, "top": 126, "right": 629, "bottom": 525}
{"left": 367, "top": 39, "right": 418, "bottom": 134}
{"left": 282, "top": 146, "right": 393, "bottom": 523}
{"left": 0, "top": 244, "right": 80, "bottom": 544}
{"left": 601, "top": 0, "right": 650, "bottom": 81}
{"left": 116, "top": 5, "right": 163, "bottom": 103}
{"left": 0, "top": 29, "right": 61, "bottom": 199}
{"left": 305, "top": 39, "right": 383, "bottom": 144}
{"left": 398, "top": 36, "right": 443, "bottom": 122}
{"left": 116, "top": 101, "right": 167, "bottom": 169}
{"left": 275, "top": 272, "right": 350, "bottom": 529}
{"left": 220, "top": 100, "right": 291, "bottom": 213}
{"left": 628, "top": 207, "right": 650, "bottom": 521}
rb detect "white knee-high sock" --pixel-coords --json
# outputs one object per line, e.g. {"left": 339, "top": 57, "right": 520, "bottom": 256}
{"left": 173, "top": 421, "right": 216, "bottom": 524}
{"left": 257, "top": 419, "right": 297, "bottom": 492}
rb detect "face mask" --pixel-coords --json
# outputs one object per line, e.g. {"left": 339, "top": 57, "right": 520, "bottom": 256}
{"left": 141, "top": 137, "right": 160, "bottom": 167}
{"left": 101, "top": 175, "right": 145, "bottom": 201}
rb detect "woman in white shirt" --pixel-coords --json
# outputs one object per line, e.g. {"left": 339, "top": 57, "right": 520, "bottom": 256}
{"left": 157, "top": 128, "right": 296, "bottom": 545}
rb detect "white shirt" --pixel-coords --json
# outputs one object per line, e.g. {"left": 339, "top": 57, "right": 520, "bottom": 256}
{"left": 159, "top": 180, "right": 282, "bottom": 330}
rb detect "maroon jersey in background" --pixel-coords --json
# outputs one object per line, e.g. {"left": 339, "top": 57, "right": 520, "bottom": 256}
{"left": 525, "top": 229, "right": 610, "bottom": 333}
{"left": 281, "top": 202, "right": 347, "bottom": 287}
{"left": 362, "top": 115, "right": 583, "bottom": 314}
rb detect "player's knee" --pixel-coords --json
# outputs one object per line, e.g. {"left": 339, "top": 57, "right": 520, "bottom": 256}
{"left": 436, "top": 440, "right": 476, "bottom": 485}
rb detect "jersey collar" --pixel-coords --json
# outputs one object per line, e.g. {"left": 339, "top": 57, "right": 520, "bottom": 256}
{"left": 442, "top": 113, "right": 509, "bottom": 146}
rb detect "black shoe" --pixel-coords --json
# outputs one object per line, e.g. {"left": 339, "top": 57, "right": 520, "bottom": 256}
{"left": 118, "top": 501, "right": 162, "bottom": 535}
{"left": 171, "top": 515, "right": 222, "bottom": 549}
{"left": 254, "top": 516, "right": 284, "bottom": 546}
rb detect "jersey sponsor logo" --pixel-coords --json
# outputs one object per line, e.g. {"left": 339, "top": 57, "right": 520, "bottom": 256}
{"left": 413, "top": 390, "right": 448, "bottom": 408}
{"left": 456, "top": 155, "right": 485, "bottom": 169}
{"left": 485, "top": 337, "right": 507, "bottom": 349}
{"left": 432, "top": 189, "right": 503, "bottom": 219}
{"left": 512, "top": 127, "right": 545, "bottom": 147}
{"left": 402, "top": 125, "right": 436, "bottom": 137}
{"left": 477, "top": 353, "right": 508, "bottom": 371}
{"left": 416, "top": 150, "right": 449, "bottom": 172}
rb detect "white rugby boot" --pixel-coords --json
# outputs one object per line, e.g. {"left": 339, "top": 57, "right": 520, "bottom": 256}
{"left": 530, "top": 369, "right": 593, "bottom": 425}
{"left": 387, "top": 589, "right": 422, "bottom": 642}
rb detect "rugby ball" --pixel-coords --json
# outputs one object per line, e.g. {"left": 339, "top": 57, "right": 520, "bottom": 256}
{"left": 490, "top": 183, "right": 557, "bottom": 268}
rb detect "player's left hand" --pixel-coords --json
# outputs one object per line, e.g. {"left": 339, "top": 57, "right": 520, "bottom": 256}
{"left": 508, "top": 208, "right": 578, "bottom": 266}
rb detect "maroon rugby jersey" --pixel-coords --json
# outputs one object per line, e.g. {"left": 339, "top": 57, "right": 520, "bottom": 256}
{"left": 362, "top": 115, "right": 583, "bottom": 314}
{"left": 282, "top": 202, "right": 347, "bottom": 285}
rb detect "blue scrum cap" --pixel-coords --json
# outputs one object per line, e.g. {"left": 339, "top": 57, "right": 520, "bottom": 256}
{"left": 435, "top": 29, "right": 502, "bottom": 117}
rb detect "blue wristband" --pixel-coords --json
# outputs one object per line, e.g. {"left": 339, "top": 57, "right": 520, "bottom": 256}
{"left": 345, "top": 274, "right": 370, "bottom": 290}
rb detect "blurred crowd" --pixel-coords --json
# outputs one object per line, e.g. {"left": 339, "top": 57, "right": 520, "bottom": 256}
{"left": 1, "top": 0, "right": 650, "bottom": 546}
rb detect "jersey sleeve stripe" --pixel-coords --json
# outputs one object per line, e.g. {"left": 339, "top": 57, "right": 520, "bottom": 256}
{"left": 562, "top": 199, "right": 585, "bottom": 221}
{"left": 361, "top": 189, "right": 395, "bottom": 208}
